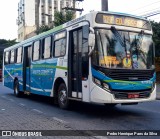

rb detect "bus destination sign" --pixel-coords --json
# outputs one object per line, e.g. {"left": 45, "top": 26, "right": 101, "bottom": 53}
{"left": 96, "top": 13, "right": 151, "bottom": 30}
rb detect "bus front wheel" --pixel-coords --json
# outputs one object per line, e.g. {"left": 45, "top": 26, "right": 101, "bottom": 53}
{"left": 58, "top": 83, "right": 69, "bottom": 109}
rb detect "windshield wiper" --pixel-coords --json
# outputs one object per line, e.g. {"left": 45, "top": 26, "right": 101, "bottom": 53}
{"left": 111, "top": 26, "right": 130, "bottom": 58}
{"left": 134, "top": 30, "right": 144, "bottom": 60}
{"left": 136, "top": 30, "right": 144, "bottom": 48}
{"left": 111, "top": 26, "right": 125, "bottom": 47}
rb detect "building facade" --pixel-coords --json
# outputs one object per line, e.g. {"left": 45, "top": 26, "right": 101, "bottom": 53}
{"left": 17, "top": 0, "right": 74, "bottom": 42}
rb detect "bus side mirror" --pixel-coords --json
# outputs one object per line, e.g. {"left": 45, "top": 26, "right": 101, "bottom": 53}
{"left": 88, "top": 27, "right": 95, "bottom": 56}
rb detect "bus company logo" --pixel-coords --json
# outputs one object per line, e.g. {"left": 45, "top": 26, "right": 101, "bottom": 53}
{"left": 123, "top": 58, "right": 131, "bottom": 68}
{"left": 2, "top": 131, "right": 11, "bottom": 136}
{"left": 128, "top": 77, "right": 138, "bottom": 81}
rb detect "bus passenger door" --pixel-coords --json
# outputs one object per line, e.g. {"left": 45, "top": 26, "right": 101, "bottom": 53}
{"left": 68, "top": 25, "right": 89, "bottom": 100}
{"left": 23, "top": 46, "right": 31, "bottom": 92}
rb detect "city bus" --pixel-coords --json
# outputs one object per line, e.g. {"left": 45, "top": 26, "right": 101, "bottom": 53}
{"left": 3, "top": 11, "right": 156, "bottom": 109}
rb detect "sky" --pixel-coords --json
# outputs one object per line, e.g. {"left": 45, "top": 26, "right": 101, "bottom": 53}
{"left": 0, "top": 0, "right": 160, "bottom": 40}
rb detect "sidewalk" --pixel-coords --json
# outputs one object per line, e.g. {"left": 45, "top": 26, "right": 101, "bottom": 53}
{"left": 156, "top": 83, "right": 160, "bottom": 100}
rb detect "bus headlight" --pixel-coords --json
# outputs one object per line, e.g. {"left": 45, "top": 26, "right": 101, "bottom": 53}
{"left": 94, "top": 78, "right": 101, "bottom": 86}
{"left": 93, "top": 77, "right": 110, "bottom": 91}
{"left": 103, "top": 82, "right": 109, "bottom": 90}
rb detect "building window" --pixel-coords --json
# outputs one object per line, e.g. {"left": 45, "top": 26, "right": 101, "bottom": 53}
{"left": 48, "top": 0, "right": 52, "bottom": 5}
{"left": 54, "top": 0, "right": 58, "bottom": 9}
{"left": 41, "top": 0, "right": 45, "bottom": 5}
{"left": 33, "top": 41, "right": 40, "bottom": 61}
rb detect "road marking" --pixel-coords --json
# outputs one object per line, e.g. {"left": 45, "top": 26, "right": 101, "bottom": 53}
{"left": 94, "top": 136, "right": 109, "bottom": 139}
{"left": 52, "top": 117, "right": 68, "bottom": 124}
{"left": 84, "top": 131, "right": 109, "bottom": 139}
{"left": 1, "top": 109, "right": 5, "bottom": 111}
{"left": 19, "top": 103, "right": 25, "bottom": 107}
{"left": 8, "top": 99, "right": 14, "bottom": 102}
{"left": 1, "top": 96, "right": 7, "bottom": 98}
{"left": 32, "top": 109, "right": 43, "bottom": 114}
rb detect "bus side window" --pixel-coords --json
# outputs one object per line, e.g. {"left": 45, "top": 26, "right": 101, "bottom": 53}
{"left": 33, "top": 40, "right": 40, "bottom": 61}
{"left": 10, "top": 50, "right": 15, "bottom": 64}
{"left": 82, "top": 25, "right": 89, "bottom": 78}
{"left": 17, "top": 47, "right": 22, "bottom": 63}
{"left": 54, "top": 38, "right": 66, "bottom": 57}
{"left": 53, "top": 31, "right": 66, "bottom": 57}
{"left": 4, "top": 51, "right": 9, "bottom": 65}
{"left": 14, "top": 49, "right": 17, "bottom": 63}
{"left": 43, "top": 36, "right": 52, "bottom": 59}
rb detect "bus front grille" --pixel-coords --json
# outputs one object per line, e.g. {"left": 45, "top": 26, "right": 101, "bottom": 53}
{"left": 107, "top": 70, "right": 154, "bottom": 81}
{"left": 93, "top": 66, "right": 155, "bottom": 81}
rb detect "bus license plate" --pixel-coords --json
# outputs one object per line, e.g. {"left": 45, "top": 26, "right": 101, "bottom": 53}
{"left": 128, "top": 94, "right": 139, "bottom": 99}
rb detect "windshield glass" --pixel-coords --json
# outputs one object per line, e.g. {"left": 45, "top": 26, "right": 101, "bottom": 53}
{"left": 92, "top": 29, "right": 154, "bottom": 70}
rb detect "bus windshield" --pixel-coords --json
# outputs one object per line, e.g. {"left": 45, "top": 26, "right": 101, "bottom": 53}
{"left": 92, "top": 28, "right": 154, "bottom": 70}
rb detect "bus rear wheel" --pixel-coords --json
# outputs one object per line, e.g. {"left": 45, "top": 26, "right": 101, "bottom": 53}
{"left": 14, "top": 80, "right": 22, "bottom": 97}
{"left": 58, "top": 83, "right": 69, "bottom": 109}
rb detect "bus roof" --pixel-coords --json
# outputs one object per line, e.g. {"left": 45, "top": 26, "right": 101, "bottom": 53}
{"left": 4, "top": 11, "right": 149, "bottom": 52}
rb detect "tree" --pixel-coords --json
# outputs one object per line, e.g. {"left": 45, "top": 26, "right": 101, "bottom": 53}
{"left": 151, "top": 21, "right": 160, "bottom": 81}
{"left": 0, "top": 39, "right": 17, "bottom": 47}
{"left": 35, "top": 25, "right": 51, "bottom": 34}
{"left": 54, "top": 11, "right": 75, "bottom": 27}
{"left": 151, "top": 21, "right": 160, "bottom": 57}
{"left": 0, "top": 39, "right": 17, "bottom": 68}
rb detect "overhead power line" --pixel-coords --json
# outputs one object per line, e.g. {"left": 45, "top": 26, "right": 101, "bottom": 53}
{"left": 129, "top": 0, "right": 160, "bottom": 13}
{"left": 136, "top": 7, "right": 160, "bottom": 16}
{"left": 141, "top": 10, "right": 160, "bottom": 18}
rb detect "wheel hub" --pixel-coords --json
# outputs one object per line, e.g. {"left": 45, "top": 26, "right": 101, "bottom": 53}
{"left": 60, "top": 90, "right": 67, "bottom": 105}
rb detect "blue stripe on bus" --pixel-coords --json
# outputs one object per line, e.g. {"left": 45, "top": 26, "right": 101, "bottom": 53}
{"left": 91, "top": 67, "right": 156, "bottom": 90}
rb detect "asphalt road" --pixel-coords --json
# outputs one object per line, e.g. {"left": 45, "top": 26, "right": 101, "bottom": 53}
{"left": 0, "top": 83, "right": 160, "bottom": 139}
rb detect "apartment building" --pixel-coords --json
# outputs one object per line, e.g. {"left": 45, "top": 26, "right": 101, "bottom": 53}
{"left": 17, "top": 0, "right": 74, "bottom": 42}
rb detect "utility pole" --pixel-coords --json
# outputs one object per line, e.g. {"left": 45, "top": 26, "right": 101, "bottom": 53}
{"left": 101, "top": 0, "right": 108, "bottom": 11}
{"left": 35, "top": 0, "right": 40, "bottom": 34}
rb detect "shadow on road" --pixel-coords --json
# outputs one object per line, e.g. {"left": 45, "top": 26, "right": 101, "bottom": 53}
{"left": 6, "top": 92, "right": 145, "bottom": 119}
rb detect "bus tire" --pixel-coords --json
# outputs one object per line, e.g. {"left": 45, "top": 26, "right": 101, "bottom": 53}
{"left": 14, "top": 80, "right": 22, "bottom": 97}
{"left": 58, "top": 83, "right": 69, "bottom": 109}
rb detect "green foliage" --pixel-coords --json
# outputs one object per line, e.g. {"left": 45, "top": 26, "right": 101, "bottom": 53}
{"left": 0, "top": 39, "right": 17, "bottom": 68}
{"left": 35, "top": 25, "right": 51, "bottom": 35}
{"left": 35, "top": 11, "right": 74, "bottom": 34}
{"left": 0, "top": 39, "right": 17, "bottom": 47}
{"left": 54, "top": 11, "right": 74, "bottom": 27}
{"left": 151, "top": 21, "right": 160, "bottom": 57}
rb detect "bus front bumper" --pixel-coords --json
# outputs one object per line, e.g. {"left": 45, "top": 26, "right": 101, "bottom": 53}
{"left": 90, "top": 85, "right": 156, "bottom": 104}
